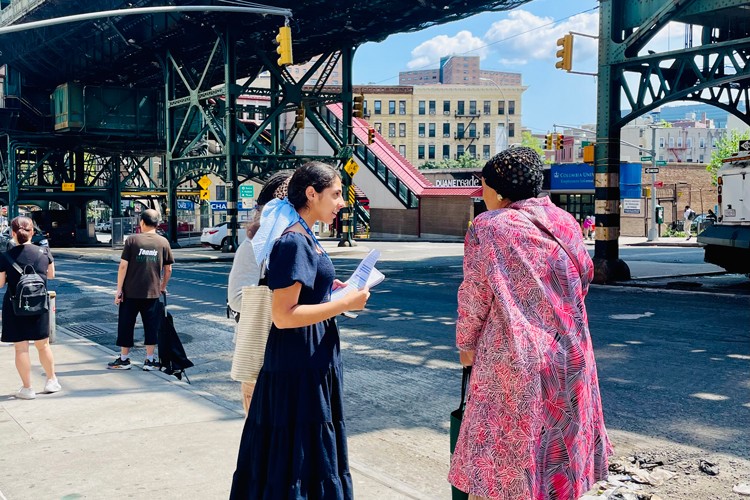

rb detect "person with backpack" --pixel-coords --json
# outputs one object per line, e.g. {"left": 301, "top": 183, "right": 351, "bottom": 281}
{"left": 0, "top": 216, "right": 60, "bottom": 400}
{"left": 684, "top": 205, "right": 697, "bottom": 240}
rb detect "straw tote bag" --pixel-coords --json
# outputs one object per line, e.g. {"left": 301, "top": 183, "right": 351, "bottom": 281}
{"left": 230, "top": 280, "right": 273, "bottom": 382}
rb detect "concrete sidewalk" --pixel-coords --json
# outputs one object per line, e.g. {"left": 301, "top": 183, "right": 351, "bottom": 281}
{"left": 0, "top": 330, "right": 418, "bottom": 500}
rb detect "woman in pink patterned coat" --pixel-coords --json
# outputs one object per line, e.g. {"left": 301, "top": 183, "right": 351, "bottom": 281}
{"left": 448, "top": 147, "right": 612, "bottom": 500}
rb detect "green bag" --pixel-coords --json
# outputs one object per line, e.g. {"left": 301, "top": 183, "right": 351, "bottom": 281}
{"left": 450, "top": 366, "right": 472, "bottom": 500}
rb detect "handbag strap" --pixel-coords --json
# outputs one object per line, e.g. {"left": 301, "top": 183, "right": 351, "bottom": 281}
{"left": 457, "top": 366, "right": 472, "bottom": 412}
{"left": 518, "top": 211, "right": 583, "bottom": 279}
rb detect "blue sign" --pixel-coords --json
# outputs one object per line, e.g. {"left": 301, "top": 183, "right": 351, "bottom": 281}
{"left": 550, "top": 163, "right": 594, "bottom": 190}
{"left": 209, "top": 201, "right": 253, "bottom": 211}
{"left": 176, "top": 200, "right": 194, "bottom": 210}
{"left": 619, "top": 162, "right": 643, "bottom": 199}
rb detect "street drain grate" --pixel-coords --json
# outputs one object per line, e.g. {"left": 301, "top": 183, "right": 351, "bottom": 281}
{"left": 66, "top": 323, "right": 110, "bottom": 338}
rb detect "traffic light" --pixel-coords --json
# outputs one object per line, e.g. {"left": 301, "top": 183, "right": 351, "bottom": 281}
{"left": 274, "top": 26, "right": 293, "bottom": 66}
{"left": 555, "top": 33, "right": 573, "bottom": 72}
{"left": 544, "top": 133, "right": 553, "bottom": 150}
{"left": 353, "top": 94, "right": 364, "bottom": 118}
{"left": 295, "top": 107, "right": 305, "bottom": 128}
{"left": 367, "top": 127, "right": 375, "bottom": 145}
{"left": 556, "top": 134, "right": 565, "bottom": 150}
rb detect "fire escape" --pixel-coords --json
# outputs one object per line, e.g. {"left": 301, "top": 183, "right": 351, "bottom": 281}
{"left": 454, "top": 101, "right": 480, "bottom": 158}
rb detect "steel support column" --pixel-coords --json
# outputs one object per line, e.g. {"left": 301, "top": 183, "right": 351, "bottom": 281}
{"left": 338, "top": 45, "right": 355, "bottom": 247}
{"left": 224, "top": 29, "right": 239, "bottom": 252}
{"left": 594, "top": 0, "right": 630, "bottom": 283}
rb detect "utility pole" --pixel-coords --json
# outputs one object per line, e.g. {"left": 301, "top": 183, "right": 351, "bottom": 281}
{"left": 648, "top": 126, "right": 659, "bottom": 241}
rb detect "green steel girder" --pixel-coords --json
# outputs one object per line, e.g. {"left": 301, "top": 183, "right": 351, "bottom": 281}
{"left": 616, "top": 37, "right": 750, "bottom": 127}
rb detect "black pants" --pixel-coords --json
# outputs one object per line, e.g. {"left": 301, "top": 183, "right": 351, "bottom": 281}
{"left": 117, "top": 298, "right": 160, "bottom": 348}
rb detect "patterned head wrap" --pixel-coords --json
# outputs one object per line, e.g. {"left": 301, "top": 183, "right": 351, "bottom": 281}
{"left": 273, "top": 178, "right": 289, "bottom": 200}
{"left": 481, "top": 146, "right": 544, "bottom": 201}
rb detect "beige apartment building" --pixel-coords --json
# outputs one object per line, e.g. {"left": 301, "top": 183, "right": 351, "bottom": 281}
{"left": 355, "top": 83, "right": 526, "bottom": 167}
{"left": 399, "top": 55, "right": 522, "bottom": 87}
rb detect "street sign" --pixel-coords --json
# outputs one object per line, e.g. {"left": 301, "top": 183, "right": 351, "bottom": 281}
{"left": 640, "top": 156, "right": 652, "bottom": 161}
{"left": 739, "top": 140, "right": 750, "bottom": 152}
{"left": 654, "top": 181, "right": 664, "bottom": 188}
{"left": 239, "top": 185, "right": 254, "bottom": 198}
{"left": 62, "top": 182, "right": 75, "bottom": 192}
{"left": 644, "top": 167, "right": 660, "bottom": 174}
{"left": 198, "top": 175, "right": 212, "bottom": 190}
{"left": 655, "top": 160, "right": 667, "bottom": 166}
{"left": 623, "top": 198, "right": 641, "bottom": 214}
{"left": 199, "top": 189, "right": 210, "bottom": 201}
{"left": 343, "top": 158, "right": 359, "bottom": 177}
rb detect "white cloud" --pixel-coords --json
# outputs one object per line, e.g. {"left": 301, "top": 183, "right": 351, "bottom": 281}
{"left": 406, "top": 30, "right": 487, "bottom": 69}
{"left": 484, "top": 10, "right": 599, "bottom": 66}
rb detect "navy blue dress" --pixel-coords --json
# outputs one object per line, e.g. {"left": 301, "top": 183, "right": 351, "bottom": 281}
{"left": 230, "top": 232, "right": 352, "bottom": 500}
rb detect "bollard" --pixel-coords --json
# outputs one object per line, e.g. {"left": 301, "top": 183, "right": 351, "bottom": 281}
{"left": 48, "top": 291, "right": 56, "bottom": 344}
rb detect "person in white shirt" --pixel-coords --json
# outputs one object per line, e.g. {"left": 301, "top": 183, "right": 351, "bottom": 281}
{"left": 683, "top": 205, "right": 696, "bottom": 240}
{"left": 227, "top": 170, "right": 292, "bottom": 414}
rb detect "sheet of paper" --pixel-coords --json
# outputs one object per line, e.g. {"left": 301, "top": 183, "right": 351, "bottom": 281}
{"left": 330, "top": 249, "right": 383, "bottom": 302}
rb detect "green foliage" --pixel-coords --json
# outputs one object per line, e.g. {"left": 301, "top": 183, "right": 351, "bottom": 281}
{"left": 520, "top": 131, "right": 543, "bottom": 156}
{"left": 707, "top": 129, "right": 750, "bottom": 181}
{"left": 419, "top": 153, "right": 483, "bottom": 170}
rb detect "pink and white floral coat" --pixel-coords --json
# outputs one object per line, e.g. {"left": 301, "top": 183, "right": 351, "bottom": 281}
{"left": 448, "top": 196, "right": 612, "bottom": 500}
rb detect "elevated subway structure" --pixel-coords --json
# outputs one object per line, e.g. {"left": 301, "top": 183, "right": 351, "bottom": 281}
{"left": 0, "top": 0, "right": 531, "bottom": 247}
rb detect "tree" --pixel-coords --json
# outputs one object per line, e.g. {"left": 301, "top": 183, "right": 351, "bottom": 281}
{"left": 520, "top": 131, "right": 544, "bottom": 157}
{"left": 707, "top": 129, "right": 750, "bottom": 181}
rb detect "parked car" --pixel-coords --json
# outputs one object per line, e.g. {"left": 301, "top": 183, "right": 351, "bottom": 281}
{"left": 200, "top": 221, "right": 246, "bottom": 250}
{"left": 0, "top": 225, "right": 50, "bottom": 252}
{"left": 95, "top": 221, "right": 111, "bottom": 232}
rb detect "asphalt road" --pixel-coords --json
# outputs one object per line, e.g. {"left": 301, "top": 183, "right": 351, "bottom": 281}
{"left": 45, "top": 244, "right": 750, "bottom": 498}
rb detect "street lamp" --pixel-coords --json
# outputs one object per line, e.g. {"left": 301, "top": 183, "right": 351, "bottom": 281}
{"left": 479, "top": 77, "right": 509, "bottom": 152}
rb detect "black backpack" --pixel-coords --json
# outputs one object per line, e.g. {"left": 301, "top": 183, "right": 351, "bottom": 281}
{"left": 5, "top": 256, "right": 49, "bottom": 316}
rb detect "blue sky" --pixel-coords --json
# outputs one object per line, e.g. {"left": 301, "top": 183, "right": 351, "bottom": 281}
{"left": 352, "top": 0, "right": 692, "bottom": 135}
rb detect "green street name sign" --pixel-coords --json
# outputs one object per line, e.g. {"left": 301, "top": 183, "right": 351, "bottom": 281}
{"left": 239, "top": 185, "right": 254, "bottom": 198}
{"left": 655, "top": 160, "right": 667, "bottom": 166}
{"left": 640, "top": 156, "right": 653, "bottom": 161}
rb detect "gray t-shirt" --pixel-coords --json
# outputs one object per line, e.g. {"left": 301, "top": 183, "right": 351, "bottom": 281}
{"left": 227, "top": 238, "right": 261, "bottom": 312}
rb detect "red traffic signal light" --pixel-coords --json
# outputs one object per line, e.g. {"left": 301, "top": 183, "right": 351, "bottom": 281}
{"left": 556, "top": 134, "right": 564, "bottom": 149}
{"left": 367, "top": 127, "right": 375, "bottom": 145}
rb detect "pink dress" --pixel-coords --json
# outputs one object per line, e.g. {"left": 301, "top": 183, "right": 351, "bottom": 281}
{"left": 448, "top": 196, "right": 611, "bottom": 500}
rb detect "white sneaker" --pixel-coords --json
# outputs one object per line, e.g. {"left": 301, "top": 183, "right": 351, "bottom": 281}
{"left": 43, "top": 378, "right": 62, "bottom": 394}
{"left": 16, "top": 387, "right": 36, "bottom": 400}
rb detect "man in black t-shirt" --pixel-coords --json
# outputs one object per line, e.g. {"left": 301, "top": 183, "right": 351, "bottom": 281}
{"left": 108, "top": 209, "right": 174, "bottom": 370}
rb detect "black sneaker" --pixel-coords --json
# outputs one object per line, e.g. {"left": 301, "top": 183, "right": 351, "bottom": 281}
{"left": 142, "top": 359, "right": 160, "bottom": 371}
{"left": 107, "top": 357, "right": 131, "bottom": 370}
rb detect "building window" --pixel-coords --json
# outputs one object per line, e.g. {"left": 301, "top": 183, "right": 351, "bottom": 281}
{"left": 457, "top": 101, "right": 465, "bottom": 115}
{"left": 399, "top": 123, "right": 406, "bottom": 137}
{"left": 216, "top": 185, "right": 226, "bottom": 201}
{"left": 668, "top": 137, "right": 674, "bottom": 147}
{"left": 428, "top": 100, "right": 436, "bottom": 115}
{"left": 443, "top": 144, "right": 450, "bottom": 159}
{"left": 418, "top": 145, "right": 425, "bottom": 159}
{"left": 428, "top": 145, "right": 436, "bottom": 159}
{"left": 659, "top": 137, "right": 665, "bottom": 148}
{"left": 483, "top": 123, "right": 491, "bottom": 137}
{"left": 457, "top": 123, "right": 465, "bottom": 138}
{"left": 468, "top": 123, "right": 476, "bottom": 138}
{"left": 483, "top": 100, "right": 491, "bottom": 115}
{"left": 497, "top": 100, "right": 505, "bottom": 115}
{"left": 699, "top": 137, "right": 705, "bottom": 148}
{"left": 508, "top": 100, "right": 515, "bottom": 115}
{"left": 374, "top": 101, "right": 381, "bottom": 115}
{"left": 443, "top": 100, "right": 450, "bottom": 114}
{"left": 699, "top": 154, "right": 704, "bottom": 162}
{"left": 399, "top": 145, "right": 407, "bottom": 157}
{"left": 677, "top": 137, "right": 683, "bottom": 147}
{"left": 399, "top": 100, "right": 406, "bottom": 115}
{"left": 483, "top": 144, "right": 491, "bottom": 159}
{"left": 508, "top": 122, "right": 515, "bottom": 138}
{"left": 419, "top": 101, "right": 426, "bottom": 115}
{"left": 457, "top": 145, "right": 465, "bottom": 157}
{"left": 712, "top": 138, "right": 718, "bottom": 148}
{"left": 443, "top": 123, "right": 450, "bottom": 137}
{"left": 686, "top": 137, "right": 693, "bottom": 148}
{"left": 428, "top": 123, "right": 436, "bottom": 138}
{"left": 388, "top": 123, "right": 396, "bottom": 137}
{"left": 418, "top": 123, "right": 425, "bottom": 137}
{"left": 389, "top": 100, "right": 396, "bottom": 114}
{"left": 374, "top": 122, "right": 382, "bottom": 134}
{"left": 469, "top": 100, "right": 477, "bottom": 115}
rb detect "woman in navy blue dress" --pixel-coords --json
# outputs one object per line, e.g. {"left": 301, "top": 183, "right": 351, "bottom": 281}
{"left": 230, "top": 162, "right": 370, "bottom": 500}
